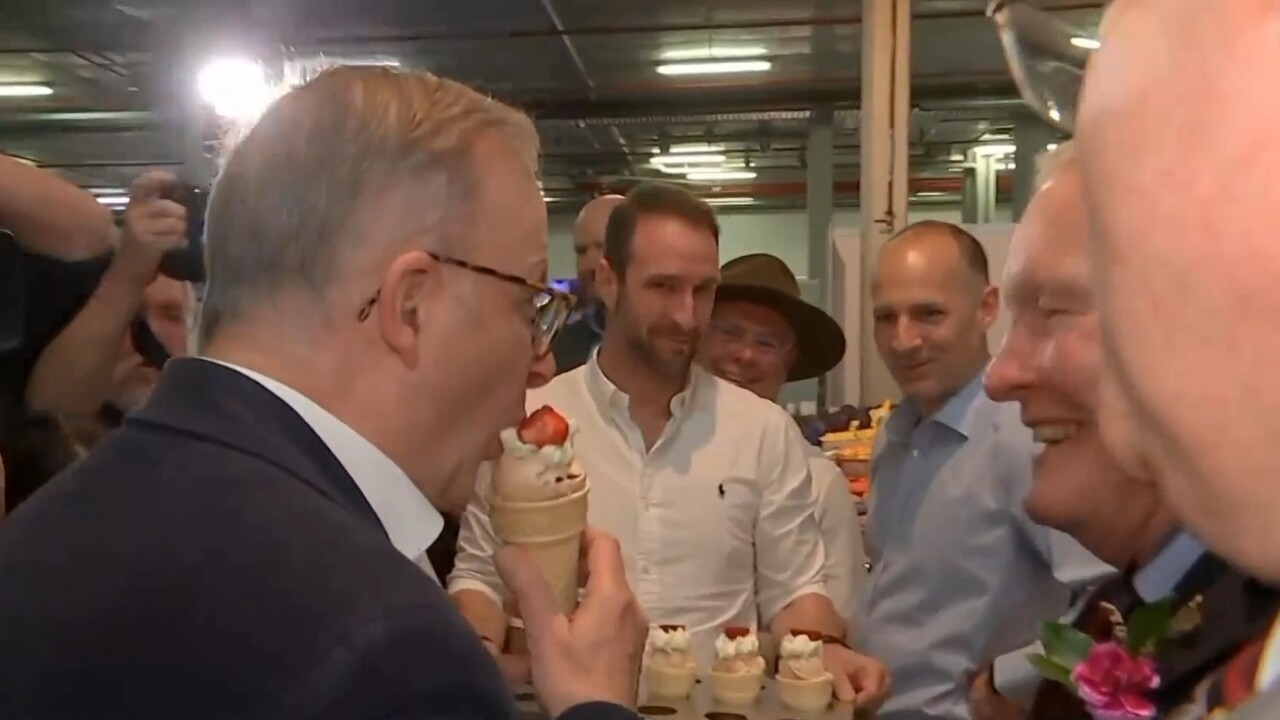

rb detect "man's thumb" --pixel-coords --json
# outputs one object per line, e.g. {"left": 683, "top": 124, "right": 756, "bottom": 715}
{"left": 496, "top": 544, "right": 560, "bottom": 631}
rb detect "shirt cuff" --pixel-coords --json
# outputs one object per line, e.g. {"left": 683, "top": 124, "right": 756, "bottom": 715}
{"left": 992, "top": 648, "right": 1042, "bottom": 705}
{"left": 446, "top": 577, "right": 504, "bottom": 606}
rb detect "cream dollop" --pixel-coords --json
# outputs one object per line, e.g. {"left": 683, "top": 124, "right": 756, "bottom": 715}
{"left": 715, "top": 633, "right": 760, "bottom": 660}
{"left": 648, "top": 626, "right": 691, "bottom": 653}
{"left": 779, "top": 634, "right": 828, "bottom": 681}
{"left": 492, "top": 421, "right": 587, "bottom": 502}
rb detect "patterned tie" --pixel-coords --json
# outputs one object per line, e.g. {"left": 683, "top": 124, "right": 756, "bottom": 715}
{"left": 1027, "top": 577, "right": 1145, "bottom": 720}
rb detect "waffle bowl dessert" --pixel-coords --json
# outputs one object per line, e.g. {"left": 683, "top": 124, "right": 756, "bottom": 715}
{"left": 646, "top": 624, "right": 699, "bottom": 699}
{"left": 708, "top": 626, "right": 766, "bottom": 705}
{"left": 775, "top": 630, "right": 835, "bottom": 711}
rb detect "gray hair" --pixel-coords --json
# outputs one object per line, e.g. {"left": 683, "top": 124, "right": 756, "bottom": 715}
{"left": 197, "top": 65, "right": 539, "bottom": 347}
{"left": 1035, "top": 140, "right": 1077, "bottom": 189}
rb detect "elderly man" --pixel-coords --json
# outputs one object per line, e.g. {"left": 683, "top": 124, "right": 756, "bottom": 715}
{"left": 551, "top": 195, "right": 624, "bottom": 375}
{"left": 973, "top": 142, "right": 1279, "bottom": 720}
{"left": 0, "top": 67, "right": 647, "bottom": 720}
{"left": 451, "top": 182, "right": 891, "bottom": 712}
{"left": 698, "top": 253, "right": 866, "bottom": 632}
{"left": 863, "top": 220, "right": 1111, "bottom": 720}
{"left": 1051, "top": 2, "right": 1280, "bottom": 716}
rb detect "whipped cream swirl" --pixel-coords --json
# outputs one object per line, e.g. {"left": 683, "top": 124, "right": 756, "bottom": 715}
{"left": 499, "top": 420, "right": 579, "bottom": 466}
{"left": 648, "top": 625, "right": 691, "bottom": 654}
{"left": 715, "top": 632, "right": 760, "bottom": 660}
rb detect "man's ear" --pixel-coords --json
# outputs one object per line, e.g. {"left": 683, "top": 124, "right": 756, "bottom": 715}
{"left": 596, "top": 258, "right": 620, "bottom": 312}
{"left": 979, "top": 285, "right": 1000, "bottom": 331}
{"left": 375, "top": 250, "right": 436, "bottom": 368}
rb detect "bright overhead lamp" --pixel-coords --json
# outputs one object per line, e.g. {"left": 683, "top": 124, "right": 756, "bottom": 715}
{"left": 656, "top": 60, "right": 772, "bottom": 76}
{"left": 197, "top": 57, "right": 278, "bottom": 121}
{"left": 914, "top": 191, "right": 947, "bottom": 197}
{"left": 1070, "top": 36, "right": 1101, "bottom": 50}
{"left": 705, "top": 197, "right": 756, "bottom": 207}
{"left": 978, "top": 132, "right": 1013, "bottom": 142}
{"left": 686, "top": 170, "right": 758, "bottom": 181}
{"left": 650, "top": 153, "right": 727, "bottom": 165}
{"left": 1046, "top": 142, "right": 1059, "bottom": 151}
{"left": 96, "top": 195, "right": 130, "bottom": 207}
{"left": 0, "top": 84, "right": 53, "bottom": 97}
{"left": 87, "top": 187, "right": 127, "bottom": 195}
{"left": 973, "top": 144, "right": 1017, "bottom": 157}
{"left": 660, "top": 46, "right": 768, "bottom": 61}
{"left": 655, "top": 143, "right": 724, "bottom": 155}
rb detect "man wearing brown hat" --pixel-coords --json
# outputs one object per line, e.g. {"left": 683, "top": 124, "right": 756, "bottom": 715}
{"left": 698, "top": 253, "right": 866, "bottom": 632}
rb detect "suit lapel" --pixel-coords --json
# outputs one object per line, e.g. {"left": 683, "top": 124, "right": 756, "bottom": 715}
{"left": 1155, "top": 556, "right": 1280, "bottom": 710}
{"left": 129, "top": 358, "right": 386, "bottom": 537}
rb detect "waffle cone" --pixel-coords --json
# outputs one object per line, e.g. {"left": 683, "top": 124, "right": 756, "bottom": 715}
{"left": 647, "top": 662, "right": 698, "bottom": 699}
{"left": 710, "top": 668, "right": 763, "bottom": 705}
{"left": 490, "top": 483, "right": 589, "bottom": 614}
{"left": 777, "top": 673, "right": 834, "bottom": 711}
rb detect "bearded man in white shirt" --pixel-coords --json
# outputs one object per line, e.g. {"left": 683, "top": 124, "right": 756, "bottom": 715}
{"left": 451, "top": 182, "right": 890, "bottom": 712}
{"left": 696, "top": 253, "right": 866, "bottom": 635}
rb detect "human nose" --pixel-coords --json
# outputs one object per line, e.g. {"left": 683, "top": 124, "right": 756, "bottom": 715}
{"left": 528, "top": 351, "right": 556, "bottom": 389}
{"left": 984, "top": 325, "right": 1035, "bottom": 401}
{"left": 891, "top": 317, "right": 923, "bottom": 354}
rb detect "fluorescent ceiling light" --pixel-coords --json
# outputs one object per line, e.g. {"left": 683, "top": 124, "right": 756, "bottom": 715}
{"left": 197, "top": 57, "right": 278, "bottom": 121}
{"left": 978, "top": 132, "right": 1012, "bottom": 142}
{"left": 650, "top": 153, "right": 727, "bottom": 165}
{"left": 1070, "top": 36, "right": 1101, "bottom": 50}
{"left": 656, "top": 60, "right": 772, "bottom": 76}
{"left": 660, "top": 46, "right": 767, "bottom": 61}
{"left": 973, "top": 144, "right": 1017, "bottom": 157}
{"left": 0, "top": 84, "right": 53, "bottom": 97}
{"left": 686, "top": 170, "right": 758, "bottom": 181}
{"left": 655, "top": 143, "right": 724, "bottom": 155}
{"left": 1046, "top": 142, "right": 1059, "bottom": 151}
{"left": 705, "top": 197, "right": 756, "bottom": 207}
{"left": 96, "top": 195, "right": 130, "bottom": 206}
{"left": 87, "top": 187, "right": 127, "bottom": 195}
{"left": 914, "top": 191, "right": 947, "bottom": 197}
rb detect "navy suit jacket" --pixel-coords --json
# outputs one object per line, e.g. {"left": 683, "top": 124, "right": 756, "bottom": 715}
{"left": 0, "top": 358, "right": 635, "bottom": 720}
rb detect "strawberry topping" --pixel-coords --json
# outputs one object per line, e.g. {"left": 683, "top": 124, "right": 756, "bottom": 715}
{"left": 516, "top": 406, "right": 570, "bottom": 448}
{"left": 723, "top": 626, "right": 752, "bottom": 639}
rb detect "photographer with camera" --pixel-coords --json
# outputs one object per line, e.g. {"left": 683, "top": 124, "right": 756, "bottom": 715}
{"left": 24, "top": 171, "right": 190, "bottom": 417}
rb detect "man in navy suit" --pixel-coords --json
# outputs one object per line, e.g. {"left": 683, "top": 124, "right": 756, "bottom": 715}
{"left": 0, "top": 65, "right": 647, "bottom": 720}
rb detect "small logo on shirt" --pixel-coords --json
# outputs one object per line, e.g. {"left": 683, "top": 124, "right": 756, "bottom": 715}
{"left": 717, "top": 483, "right": 726, "bottom": 498}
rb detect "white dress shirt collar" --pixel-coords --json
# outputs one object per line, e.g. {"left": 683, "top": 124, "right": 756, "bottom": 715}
{"left": 199, "top": 358, "right": 444, "bottom": 579}
{"left": 583, "top": 349, "right": 703, "bottom": 419}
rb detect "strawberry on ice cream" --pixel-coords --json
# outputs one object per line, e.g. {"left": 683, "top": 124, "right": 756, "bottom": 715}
{"left": 493, "top": 406, "right": 586, "bottom": 502}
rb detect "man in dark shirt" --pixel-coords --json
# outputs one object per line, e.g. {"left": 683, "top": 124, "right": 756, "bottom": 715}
{"left": 552, "top": 195, "right": 622, "bottom": 374}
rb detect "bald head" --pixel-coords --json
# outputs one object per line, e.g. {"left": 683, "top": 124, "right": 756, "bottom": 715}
{"left": 872, "top": 221, "right": 998, "bottom": 417}
{"left": 1076, "top": 0, "right": 1280, "bottom": 581}
{"left": 573, "top": 194, "right": 625, "bottom": 303}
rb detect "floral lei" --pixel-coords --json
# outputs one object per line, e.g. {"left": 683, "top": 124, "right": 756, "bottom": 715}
{"left": 1031, "top": 596, "right": 1201, "bottom": 720}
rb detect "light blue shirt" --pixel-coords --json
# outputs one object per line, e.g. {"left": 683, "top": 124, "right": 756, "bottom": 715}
{"left": 1133, "top": 531, "right": 1207, "bottom": 602}
{"left": 861, "top": 372, "right": 1114, "bottom": 720}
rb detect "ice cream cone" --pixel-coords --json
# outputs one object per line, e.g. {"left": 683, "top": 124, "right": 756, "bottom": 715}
{"left": 709, "top": 668, "right": 762, "bottom": 705}
{"left": 776, "top": 674, "right": 834, "bottom": 712}
{"left": 490, "top": 483, "right": 589, "bottom": 614}
{"left": 647, "top": 662, "right": 698, "bottom": 699}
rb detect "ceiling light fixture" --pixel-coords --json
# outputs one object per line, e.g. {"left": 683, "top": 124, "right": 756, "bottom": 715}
{"left": 650, "top": 153, "right": 728, "bottom": 165}
{"left": 0, "top": 84, "right": 53, "bottom": 97}
{"left": 686, "top": 170, "right": 758, "bottom": 181}
{"left": 656, "top": 60, "right": 772, "bottom": 77}
{"left": 197, "top": 57, "right": 278, "bottom": 121}
{"left": 973, "top": 144, "right": 1017, "bottom": 158}
{"left": 655, "top": 143, "right": 725, "bottom": 155}
{"left": 96, "top": 195, "right": 130, "bottom": 207}
{"left": 704, "top": 197, "right": 756, "bottom": 207}
{"left": 1070, "top": 37, "right": 1101, "bottom": 50}
{"left": 660, "top": 47, "right": 768, "bottom": 61}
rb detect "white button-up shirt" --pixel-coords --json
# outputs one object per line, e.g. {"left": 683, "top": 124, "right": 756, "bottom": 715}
{"left": 808, "top": 449, "right": 868, "bottom": 636}
{"left": 449, "top": 355, "right": 828, "bottom": 667}
{"left": 201, "top": 359, "right": 445, "bottom": 581}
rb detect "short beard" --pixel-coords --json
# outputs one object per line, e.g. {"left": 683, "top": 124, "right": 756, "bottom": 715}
{"left": 616, "top": 289, "right": 693, "bottom": 383}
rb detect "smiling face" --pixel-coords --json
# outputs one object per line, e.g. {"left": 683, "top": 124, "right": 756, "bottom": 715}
{"left": 872, "top": 227, "right": 998, "bottom": 417}
{"left": 984, "top": 157, "right": 1167, "bottom": 564}
{"left": 1076, "top": 0, "right": 1280, "bottom": 579}
{"left": 699, "top": 299, "right": 797, "bottom": 402}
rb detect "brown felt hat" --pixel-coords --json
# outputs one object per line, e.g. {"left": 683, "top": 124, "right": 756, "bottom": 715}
{"left": 715, "top": 254, "right": 847, "bottom": 382}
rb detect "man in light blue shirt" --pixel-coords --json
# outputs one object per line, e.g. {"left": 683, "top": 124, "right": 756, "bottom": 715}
{"left": 861, "top": 221, "right": 1111, "bottom": 720}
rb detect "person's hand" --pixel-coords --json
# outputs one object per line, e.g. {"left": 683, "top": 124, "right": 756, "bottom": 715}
{"left": 822, "top": 643, "right": 891, "bottom": 712}
{"left": 496, "top": 526, "right": 647, "bottom": 717}
{"left": 968, "top": 665, "right": 1027, "bottom": 720}
{"left": 479, "top": 636, "right": 533, "bottom": 687}
{"left": 113, "top": 171, "right": 187, "bottom": 286}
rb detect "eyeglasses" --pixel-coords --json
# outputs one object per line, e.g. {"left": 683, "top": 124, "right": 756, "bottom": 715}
{"left": 988, "top": 0, "right": 1099, "bottom": 135}
{"left": 357, "top": 252, "right": 576, "bottom": 357}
